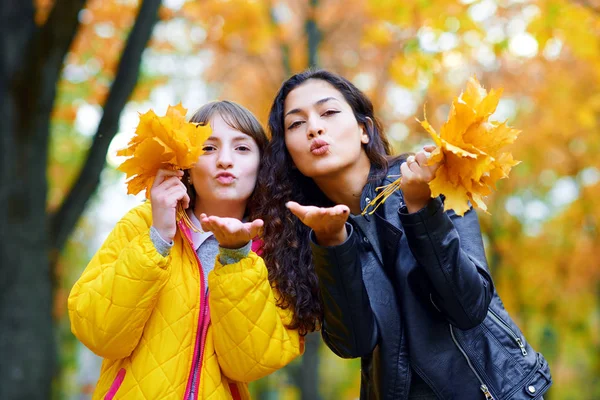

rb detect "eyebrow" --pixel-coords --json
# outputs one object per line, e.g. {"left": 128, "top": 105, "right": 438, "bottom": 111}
{"left": 204, "top": 135, "right": 253, "bottom": 143}
{"left": 284, "top": 97, "right": 340, "bottom": 118}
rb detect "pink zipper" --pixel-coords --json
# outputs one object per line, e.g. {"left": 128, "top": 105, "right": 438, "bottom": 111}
{"left": 105, "top": 368, "right": 126, "bottom": 400}
{"left": 191, "top": 292, "right": 211, "bottom": 397}
{"left": 181, "top": 222, "right": 209, "bottom": 400}
{"left": 229, "top": 383, "right": 241, "bottom": 400}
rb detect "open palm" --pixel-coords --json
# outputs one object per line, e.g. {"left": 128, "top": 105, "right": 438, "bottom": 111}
{"left": 199, "top": 214, "right": 264, "bottom": 249}
{"left": 286, "top": 201, "right": 349, "bottom": 246}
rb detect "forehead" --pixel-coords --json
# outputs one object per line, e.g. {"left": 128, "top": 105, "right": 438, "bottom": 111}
{"left": 284, "top": 79, "right": 345, "bottom": 113}
{"left": 208, "top": 114, "right": 252, "bottom": 140}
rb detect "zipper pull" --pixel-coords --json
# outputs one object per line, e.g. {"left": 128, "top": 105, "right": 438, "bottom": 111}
{"left": 480, "top": 385, "right": 495, "bottom": 400}
{"left": 516, "top": 338, "right": 528, "bottom": 356}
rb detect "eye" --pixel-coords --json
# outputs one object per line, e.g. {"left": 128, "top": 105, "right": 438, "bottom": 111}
{"left": 236, "top": 145, "right": 251, "bottom": 152}
{"left": 322, "top": 110, "right": 340, "bottom": 117}
{"left": 287, "top": 120, "right": 304, "bottom": 130}
{"left": 202, "top": 145, "right": 216, "bottom": 152}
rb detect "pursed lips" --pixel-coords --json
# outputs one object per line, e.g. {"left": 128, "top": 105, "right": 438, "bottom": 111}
{"left": 310, "top": 138, "right": 329, "bottom": 155}
{"left": 215, "top": 172, "right": 236, "bottom": 184}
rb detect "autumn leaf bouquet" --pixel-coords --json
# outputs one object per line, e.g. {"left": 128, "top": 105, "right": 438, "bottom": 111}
{"left": 365, "top": 77, "right": 520, "bottom": 216}
{"left": 117, "top": 103, "right": 212, "bottom": 226}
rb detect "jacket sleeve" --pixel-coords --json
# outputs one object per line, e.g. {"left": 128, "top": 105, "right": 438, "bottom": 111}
{"left": 208, "top": 251, "right": 304, "bottom": 382}
{"left": 399, "top": 196, "right": 494, "bottom": 330}
{"left": 68, "top": 204, "right": 171, "bottom": 360}
{"left": 310, "top": 223, "right": 378, "bottom": 359}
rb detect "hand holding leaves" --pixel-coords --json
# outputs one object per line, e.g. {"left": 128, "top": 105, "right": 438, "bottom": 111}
{"left": 364, "top": 77, "right": 520, "bottom": 217}
{"left": 117, "top": 103, "right": 211, "bottom": 198}
{"left": 400, "top": 145, "right": 441, "bottom": 213}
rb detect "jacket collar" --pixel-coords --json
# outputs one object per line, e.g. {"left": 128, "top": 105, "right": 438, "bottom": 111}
{"left": 353, "top": 161, "right": 405, "bottom": 267}
{"left": 177, "top": 211, "right": 214, "bottom": 252}
{"left": 359, "top": 161, "right": 404, "bottom": 219}
{"left": 186, "top": 210, "right": 214, "bottom": 251}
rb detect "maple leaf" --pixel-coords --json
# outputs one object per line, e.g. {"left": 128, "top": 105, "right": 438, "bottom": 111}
{"left": 116, "top": 103, "right": 212, "bottom": 197}
{"left": 422, "top": 77, "right": 521, "bottom": 216}
{"left": 363, "top": 77, "right": 520, "bottom": 217}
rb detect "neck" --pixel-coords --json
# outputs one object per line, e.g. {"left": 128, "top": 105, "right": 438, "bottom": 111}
{"left": 193, "top": 199, "right": 246, "bottom": 220}
{"left": 313, "top": 152, "right": 372, "bottom": 214}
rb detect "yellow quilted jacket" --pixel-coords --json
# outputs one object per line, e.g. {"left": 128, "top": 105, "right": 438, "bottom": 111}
{"left": 68, "top": 203, "right": 303, "bottom": 399}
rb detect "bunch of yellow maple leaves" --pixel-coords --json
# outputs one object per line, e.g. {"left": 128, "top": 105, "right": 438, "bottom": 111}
{"left": 365, "top": 77, "right": 520, "bottom": 216}
{"left": 117, "top": 103, "right": 212, "bottom": 197}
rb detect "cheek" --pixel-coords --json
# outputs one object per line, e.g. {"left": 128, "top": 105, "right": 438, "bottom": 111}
{"left": 191, "top": 160, "right": 210, "bottom": 181}
{"left": 248, "top": 157, "right": 261, "bottom": 182}
{"left": 284, "top": 136, "right": 304, "bottom": 163}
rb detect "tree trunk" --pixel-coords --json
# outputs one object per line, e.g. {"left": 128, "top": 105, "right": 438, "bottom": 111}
{"left": 300, "top": 332, "right": 323, "bottom": 400}
{"left": 1, "top": 1, "right": 85, "bottom": 397}
{"left": 50, "top": 0, "right": 163, "bottom": 257}
{"left": 0, "top": 0, "right": 160, "bottom": 397}
{"left": 305, "top": 0, "right": 321, "bottom": 68}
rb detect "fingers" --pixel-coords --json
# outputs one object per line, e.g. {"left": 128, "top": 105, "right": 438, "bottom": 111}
{"left": 400, "top": 160, "right": 415, "bottom": 181}
{"left": 151, "top": 174, "right": 186, "bottom": 201}
{"left": 182, "top": 193, "right": 190, "bottom": 209}
{"left": 158, "top": 176, "right": 186, "bottom": 191}
{"left": 247, "top": 219, "right": 264, "bottom": 239}
{"left": 404, "top": 150, "right": 437, "bottom": 181}
{"left": 330, "top": 204, "right": 350, "bottom": 217}
{"left": 414, "top": 151, "right": 429, "bottom": 166}
{"left": 153, "top": 169, "right": 184, "bottom": 187}
{"left": 199, "top": 215, "right": 240, "bottom": 236}
{"left": 198, "top": 215, "right": 263, "bottom": 248}
{"left": 199, "top": 213, "right": 213, "bottom": 233}
{"left": 405, "top": 155, "right": 418, "bottom": 174}
{"left": 423, "top": 144, "right": 436, "bottom": 153}
{"left": 285, "top": 201, "right": 348, "bottom": 222}
{"left": 157, "top": 185, "right": 188, "bottom": 207}
{"left": 285, "top": 201, "right": 313, "bottom": 221}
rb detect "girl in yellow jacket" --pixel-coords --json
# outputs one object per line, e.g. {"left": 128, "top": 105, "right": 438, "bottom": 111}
{"left": 68, "top": 101, "right": 304, "bottom": 399}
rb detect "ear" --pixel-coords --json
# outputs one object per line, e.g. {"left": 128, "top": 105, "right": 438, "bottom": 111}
{"left": 360, "top": 117, "right": 373, "bottom": 144}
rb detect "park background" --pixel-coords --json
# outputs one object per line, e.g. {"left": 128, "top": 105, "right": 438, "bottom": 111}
{"left": 1, "top": 0, "right": 599, "bottom": 399}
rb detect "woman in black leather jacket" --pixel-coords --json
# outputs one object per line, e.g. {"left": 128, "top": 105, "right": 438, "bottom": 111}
{"left": 254, "top": 69, "right": 552, "bottom": 399}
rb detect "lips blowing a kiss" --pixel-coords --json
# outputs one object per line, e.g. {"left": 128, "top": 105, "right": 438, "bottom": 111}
{"left": 310, "top": 139, "right": 329, "bottom": 156}
{"left": 216, "top": 173, "right": 235, "bottom": 184}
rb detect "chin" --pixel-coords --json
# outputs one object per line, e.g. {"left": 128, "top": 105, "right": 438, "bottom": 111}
{"left": 301, "top": 158, "right": 345, "bottom": 179}
{"left": 214, "top": 188, "right": 251, "bottom": 202}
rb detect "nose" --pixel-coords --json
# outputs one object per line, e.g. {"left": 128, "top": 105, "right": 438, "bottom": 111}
{"left": 306, "top": 116, "right": 324, "bottom": 139}
{"left": 216, "top": 147, "right": 233, "bottom": 169}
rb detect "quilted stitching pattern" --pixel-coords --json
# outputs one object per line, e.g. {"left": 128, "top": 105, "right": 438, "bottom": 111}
{"left": 68, "top": 203, "right": 303, "bottom": 399}
{"left": 209, "top": 255, "right": 303, "bottom": 383}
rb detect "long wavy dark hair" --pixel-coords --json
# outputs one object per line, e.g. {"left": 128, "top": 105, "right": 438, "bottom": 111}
{"left": 252, "top": 69, "right": 397, "bottom": 336}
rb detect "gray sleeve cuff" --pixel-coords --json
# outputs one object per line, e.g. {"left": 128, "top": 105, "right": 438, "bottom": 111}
{"left": 219, "top": 241, "right": 252, "bottom": 265}
{"left": 149, "top": 226, "right": 173, "bottom": 257}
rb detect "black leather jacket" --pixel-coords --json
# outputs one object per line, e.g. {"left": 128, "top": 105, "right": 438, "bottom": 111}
{"left": 310, "top": 164, "right": 552, "bottom": 399}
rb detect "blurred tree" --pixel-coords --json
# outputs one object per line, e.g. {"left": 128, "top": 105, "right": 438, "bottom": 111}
{"left": 0, "top": 0, "right": 161, "bottom": 398}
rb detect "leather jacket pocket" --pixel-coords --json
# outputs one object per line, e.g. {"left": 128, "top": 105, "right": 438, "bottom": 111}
{"left": 521, "top": 354, "right": 551, "bottom": 398}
